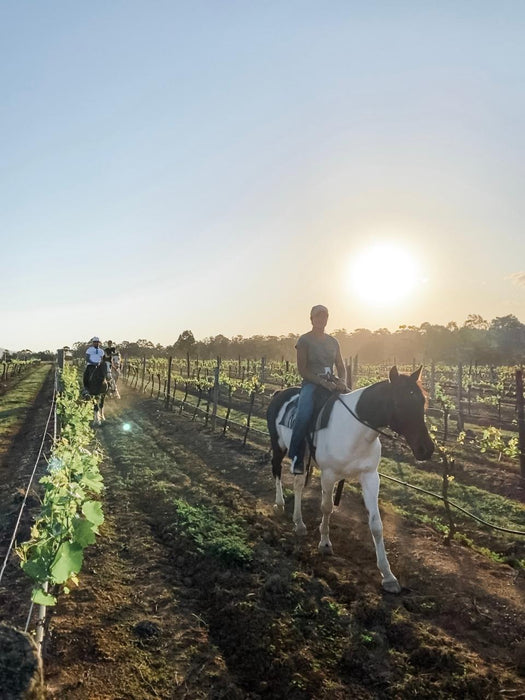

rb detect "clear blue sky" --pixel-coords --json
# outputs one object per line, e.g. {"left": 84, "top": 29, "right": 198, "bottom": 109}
{"left": 3, "top": 1, "right": 525, "bottom": 351}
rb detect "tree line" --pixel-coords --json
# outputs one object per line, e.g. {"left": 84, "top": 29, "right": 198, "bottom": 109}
{"left": 55, "top": 314, "right": 525, "bottom": 366}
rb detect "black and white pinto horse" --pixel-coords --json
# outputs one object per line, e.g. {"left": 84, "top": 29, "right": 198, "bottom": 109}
{"left": 84, "top": 361, "right": 111, "bottom": 425}
{"left": 267, "top": 366, "right": 434, "bottom": 593}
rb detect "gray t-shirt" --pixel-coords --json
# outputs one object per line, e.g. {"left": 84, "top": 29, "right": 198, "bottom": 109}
{"left": 296, "top": 332, "right": 340, "bottom": 377}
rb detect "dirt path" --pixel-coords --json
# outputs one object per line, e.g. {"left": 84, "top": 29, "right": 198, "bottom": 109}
{"left": 1, "top": 378, "right": 524, "bottom": 698}
{"left": 0, "top": 365, "right": 55, "bottom": 628}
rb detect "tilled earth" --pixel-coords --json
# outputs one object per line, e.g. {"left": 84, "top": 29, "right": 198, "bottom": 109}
{"left": 2, "top": 379, "right": 525, "bottom": 699}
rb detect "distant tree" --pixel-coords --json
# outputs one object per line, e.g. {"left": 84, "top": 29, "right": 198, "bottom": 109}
{"left": 175, "top": 330, "right": 196, "bottom": 357}
{"left": 392, "top": 326, "right": 424, "bottom": 364}
{"left": 489, "top": 315, "right": 525, "bottom": 362}
{"left": 63, "top": 312, "right": 525, "bottom": 367}
{"left": 463, "top": 314, "right": 489, "bottom": 330}
{"left": 420, "top": 323, "right": 456, "bottom": 362}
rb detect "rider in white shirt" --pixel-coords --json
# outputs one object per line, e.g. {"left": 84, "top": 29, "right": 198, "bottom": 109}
{"left": 82, "top": 336, "right": 105, "bottom": 396}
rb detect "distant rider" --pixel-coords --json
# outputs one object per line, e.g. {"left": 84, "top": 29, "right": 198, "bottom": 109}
{"left": 104, "top": 340, "right": 121, "bottom": 395}
{"left": 288, "top": 305, "right": 347, "bottom": 474}
{"left": 82, "top": 336, "right": 105, "bottom": 397}
{"left": 104, "top": 340, "right": 118, "bottom": 367}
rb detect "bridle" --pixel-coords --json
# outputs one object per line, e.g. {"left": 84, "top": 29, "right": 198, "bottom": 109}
{"left": 336, "top": 395, "right": 401, "bottom": 443}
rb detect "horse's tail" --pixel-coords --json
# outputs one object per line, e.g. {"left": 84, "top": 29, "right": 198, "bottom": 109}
{"left": 266, "top": 387, "right": 300, "bottom": 479}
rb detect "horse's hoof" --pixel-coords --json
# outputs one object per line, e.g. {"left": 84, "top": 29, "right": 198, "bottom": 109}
{"left": 294, "top": 523, "right": 307, "bottom": 536}
{"left": 318, "top": 543, "right": 333, "bottom": 555}
{"left": 381, "top": 578, "right": 402, "bottom": 594}
{"left": 273, "top": 503, "right": 285, "bottom": 514}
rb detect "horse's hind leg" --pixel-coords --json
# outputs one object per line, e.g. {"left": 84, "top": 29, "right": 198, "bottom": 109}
{"left": 272, "top": 448, "right": 286, "bottom": 512}
{"left": 360, "top": 471, "right": 401, "bottom": 593}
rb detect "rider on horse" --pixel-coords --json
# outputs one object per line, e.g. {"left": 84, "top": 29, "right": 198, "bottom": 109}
{"left": 82, "top": 336, "right": 105, "bottom": 398}
{"left": 103, "top": 340, "right": 121, "bottom": 395}
{"left": 104, "top": 340, "right": 121, "bottom": 370}
{"left": 289, "top": 305, "right": 348, "bottom": 474}
{"left": 104, "top": 340, "right": 116, "bottom": 363}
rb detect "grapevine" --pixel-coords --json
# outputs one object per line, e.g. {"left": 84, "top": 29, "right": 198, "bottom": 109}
{"left": 17, "top": 364, "right": 104, "bottom": 606}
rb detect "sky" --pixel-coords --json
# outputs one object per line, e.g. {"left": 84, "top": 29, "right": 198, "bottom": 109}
{"left": 2, "top": 1, "right": 525, "bottom": 351}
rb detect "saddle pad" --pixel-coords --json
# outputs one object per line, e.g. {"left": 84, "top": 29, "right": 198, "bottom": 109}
{"left": 279, "top": 395, "right": 299, "bottom": 429}
{"left": 278, "top": 387, "right": 341, "bottom": 431}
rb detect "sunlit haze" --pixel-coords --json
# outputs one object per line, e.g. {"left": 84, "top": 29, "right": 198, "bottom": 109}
{"left": 2, "top": 2, "right": 525, "bottom": 350}
{"left": 350, "top": 243, "right": 420, "bottom": 307}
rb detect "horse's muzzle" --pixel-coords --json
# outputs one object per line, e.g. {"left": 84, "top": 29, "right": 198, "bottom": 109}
{"left": 404, "top": 427, "right": 434, "bottom": 461}
{"left": 415, "top": 444, "right": 434, "bottom": 461}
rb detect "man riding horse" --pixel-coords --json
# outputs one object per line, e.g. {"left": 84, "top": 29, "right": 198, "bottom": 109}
{"left": 288, "top": 305, "right": 348, "bottom": 474}
{"left": 82, "top": 336, "right": 105, "bottom": 398}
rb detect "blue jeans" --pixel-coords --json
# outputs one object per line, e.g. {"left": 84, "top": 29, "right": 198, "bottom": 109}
{"left": 289, "top": 382, "right": 317, "bottom": 464}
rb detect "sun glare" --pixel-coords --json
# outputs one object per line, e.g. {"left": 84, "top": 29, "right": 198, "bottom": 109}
{"left": 349, "top": 243, "right": 419, "bottom": 306}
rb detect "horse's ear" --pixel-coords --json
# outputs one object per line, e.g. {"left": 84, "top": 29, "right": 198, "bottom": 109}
{"left": 410, "top": 365, "right": 423, "bottom": 382}
{"left": 389, "top": 366, "right": 399, "bottom": 383}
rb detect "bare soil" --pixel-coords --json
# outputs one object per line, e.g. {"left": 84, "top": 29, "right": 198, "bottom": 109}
{"left": 1, "top": 379, "right": 524, "bottom": 699}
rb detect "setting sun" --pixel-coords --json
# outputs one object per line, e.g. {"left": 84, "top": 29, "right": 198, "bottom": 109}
{"left": 349, "top": 243, "right": 419, "bottom": 306}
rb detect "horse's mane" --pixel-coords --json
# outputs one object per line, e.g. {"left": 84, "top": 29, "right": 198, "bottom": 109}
{"left": 416, "top": 378, "right": 429, "bottom": 409}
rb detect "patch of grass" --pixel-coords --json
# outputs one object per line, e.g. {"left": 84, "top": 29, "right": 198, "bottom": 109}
{"left": 173, "top": 498, "right": 253, "bottom": 566}
{"left": 0, "top": 364, "right": 52, "bottom": 453}
{"left": 377, "top": 456, "right": 525, "bottom": 568}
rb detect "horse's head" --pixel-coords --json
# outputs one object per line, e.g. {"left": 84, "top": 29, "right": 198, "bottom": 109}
{"left": 388, "top": 366, "right": 434, "bottom": 461}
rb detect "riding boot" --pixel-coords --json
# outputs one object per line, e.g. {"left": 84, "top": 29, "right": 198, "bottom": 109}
{"left": 290, "top": 455, "right": 304, "bottom": 475}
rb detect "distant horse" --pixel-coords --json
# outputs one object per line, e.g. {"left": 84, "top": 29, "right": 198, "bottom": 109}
{"left": 109, "top": 353, "right": 122, "bottom": 399}
{"left": 266, "top": 366, "right": 434, "bottom": 593}
{"left": 84, "top": 361, "right": 111, "bottom": 425}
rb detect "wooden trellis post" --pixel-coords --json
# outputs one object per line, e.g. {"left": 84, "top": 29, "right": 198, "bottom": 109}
{"left": 140, "top": 357, "right": 146, "bottom": 391}
{"left": 457, "top": 362, "right": 464, "bottom": 433}
{"left": 165, "top": 356, "right": 172, "bottom": 409}
{"left": 211, "top": 357, "right": 221, "bottom": 431}
{"left": 516, "top": 369, "right": 525, "bottom": 478}
{"left": 430, "top": 359, "right": 436, "bottom": 401}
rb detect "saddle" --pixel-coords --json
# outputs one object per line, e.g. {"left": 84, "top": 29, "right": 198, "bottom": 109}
{"left": 279, "top": 385, "right": 340, "bottom": 433}
{"left": 85, "top": 364, "right": 98, "bottom": 382}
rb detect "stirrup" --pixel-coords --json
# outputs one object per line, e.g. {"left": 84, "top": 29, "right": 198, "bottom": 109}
{"left": 290, "top": 456, "right": 304, "bottom": 475}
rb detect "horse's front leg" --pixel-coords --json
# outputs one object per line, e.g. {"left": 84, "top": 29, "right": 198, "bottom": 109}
{"left": 93, "top": 400, "right": 101, "bottom": 426}
{"left": 318, "top": 474, "right": 336, "bottom": 554}
{"left": 113, "top": 374, "right": 121, "bottom": 399}
{"left": 292, "top": 473, "right": 307, "bottom": 535}
{"left": 360, "top": 470, "right": 401, "bottom": 593}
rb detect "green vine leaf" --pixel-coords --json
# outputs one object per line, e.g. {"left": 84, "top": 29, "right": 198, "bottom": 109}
{"left": 32, "top": 588, "right": 57, "bottom": 606}
{"left": 82, "top": 501, "right": 104, "bottom": 527}
{"left": 50, "top": 542, "right": 84, "bottom": 584}
{"left": 22, "top": 557, "right": 50, "bottom": 583}
{"left": 73, "top": 518, "right": 97, "bottom": 547}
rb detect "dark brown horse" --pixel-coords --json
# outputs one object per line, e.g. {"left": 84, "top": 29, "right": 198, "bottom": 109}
{"left": 84, "top": 362, "right": 111, "bottom": 425}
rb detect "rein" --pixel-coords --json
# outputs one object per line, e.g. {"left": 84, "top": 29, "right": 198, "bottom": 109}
{"left": 336, "top": 395, "right": 400, "bottom": 443}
